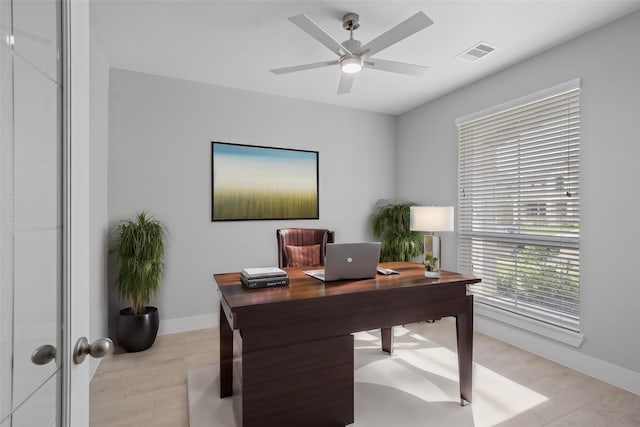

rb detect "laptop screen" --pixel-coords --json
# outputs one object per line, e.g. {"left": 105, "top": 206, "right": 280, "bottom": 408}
{"left": 305, "top": 242, "right": 381, "bottom": 282}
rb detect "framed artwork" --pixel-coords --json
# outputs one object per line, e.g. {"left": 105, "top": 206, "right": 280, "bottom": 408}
{"left": 211, "top": 142, "right": 319, "bottom": 221}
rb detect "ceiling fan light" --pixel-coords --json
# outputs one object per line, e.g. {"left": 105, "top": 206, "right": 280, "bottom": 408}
{"left": 340, "top": 56, "right": 363, "bottom": 74}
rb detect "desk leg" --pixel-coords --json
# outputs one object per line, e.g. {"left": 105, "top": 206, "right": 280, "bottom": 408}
{"left": 456, "top": 295, "right": 474, "bottom": 405}
{"left": 219, "top": 303, "right": 233, "bottom": 398}
{"left": 381, "top": 327, "right": 394, "bottom": 354}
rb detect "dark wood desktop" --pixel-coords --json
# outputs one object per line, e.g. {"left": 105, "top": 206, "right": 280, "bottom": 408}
{"left": 214, "top": 262, "right": 480, "bottom": 427}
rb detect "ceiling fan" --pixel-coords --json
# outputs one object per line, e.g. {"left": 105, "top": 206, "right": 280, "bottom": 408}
{"left": 270, "top": 11, "right": 433, "bottom": 95}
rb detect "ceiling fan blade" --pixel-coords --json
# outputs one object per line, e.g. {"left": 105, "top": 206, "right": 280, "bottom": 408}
{"left": 365, "top": 58, "right": 428, "bottom": 76}
{"left": 361, "top": 12, "right": 433, "bottom": 57}
{"left": 337, "top": 73, "right": 354, "bottom": 95}
{"left": 271, "top": 60, "right": 339, "bottom": 75}
{"left": 289, "top": 14, "right": 353, "bottom": 57}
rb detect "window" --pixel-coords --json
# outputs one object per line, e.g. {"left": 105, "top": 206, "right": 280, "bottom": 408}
{"left": 457, "top": 80, "right": 580, "bottom": 332}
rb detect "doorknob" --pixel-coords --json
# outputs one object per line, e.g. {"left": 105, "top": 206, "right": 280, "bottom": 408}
{"left": 31, "top": 344, "right": 57, "bottom": 365}
{"left": 73, "top": 337, "right": 114, "bottom": 365}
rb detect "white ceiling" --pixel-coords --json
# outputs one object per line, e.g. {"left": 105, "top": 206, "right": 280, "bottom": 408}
{"left": 90, "top": 0, "right": 640, "bottom": 115}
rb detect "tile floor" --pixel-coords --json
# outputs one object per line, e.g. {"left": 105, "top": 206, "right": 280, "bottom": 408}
{"left": 90, "top": 321, "right": 640, "bottom": 427}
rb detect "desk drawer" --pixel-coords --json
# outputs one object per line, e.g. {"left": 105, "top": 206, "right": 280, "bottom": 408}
{"left": 233, "top": 334, "right": 354, "bottom": 427}
{"left": 242, "top": 361, "right": 354, "bottom": 427}
{"left": 242, "top": 334, "right": 353, "bottom": 385}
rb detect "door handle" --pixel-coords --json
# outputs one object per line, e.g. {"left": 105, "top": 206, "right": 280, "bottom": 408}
{"left": 73, "top": 337, "right": 114, "bottom": 365}
{"left": 31, "top": 344, "right": 57, "bottom": 365}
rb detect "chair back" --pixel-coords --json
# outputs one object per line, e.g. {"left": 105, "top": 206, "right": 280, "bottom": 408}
{"left": 276, "top": 228, "right": 334, "bottom": 267}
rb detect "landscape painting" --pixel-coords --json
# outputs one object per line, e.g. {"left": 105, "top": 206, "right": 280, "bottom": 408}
{"left": 212, "top": 142, "right": 319, "bottom": 221}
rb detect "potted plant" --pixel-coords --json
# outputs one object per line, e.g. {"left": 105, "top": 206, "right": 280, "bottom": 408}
{"left": 115, "top": 211, "right": 166, "bottom": 352}
{"left": 371, "top": 199, "right": 423, "bottom": 262}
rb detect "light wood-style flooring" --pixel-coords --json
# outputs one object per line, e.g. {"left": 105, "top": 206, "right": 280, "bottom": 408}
{"left": 90, "top": 328, "right": 217, "bottom": 427}
{"left": 90, "top": 321, "right": 640, "bottom": 427}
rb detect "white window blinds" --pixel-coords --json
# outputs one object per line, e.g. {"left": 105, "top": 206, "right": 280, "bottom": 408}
{"left": 457, "top": 80, "right": 581, "bottom": 332}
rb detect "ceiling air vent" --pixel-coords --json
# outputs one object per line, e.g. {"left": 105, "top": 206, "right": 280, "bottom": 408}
{"left": 457, "top": 42, "right": 498, "bottom": 62}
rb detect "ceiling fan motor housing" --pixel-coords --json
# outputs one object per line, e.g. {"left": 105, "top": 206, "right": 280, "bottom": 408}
{"left": 342, "top": 38, "right": 361, "bottom": 54}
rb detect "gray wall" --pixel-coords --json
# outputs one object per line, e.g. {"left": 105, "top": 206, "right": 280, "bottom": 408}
{"left": 107, "top": 69, "right": 396, "bottom": 330}
{"left": 89, "top": 31, "right": 110, "bottom": 377}
{"left": 397, "top": 10, "right": 640, "bottom": 377}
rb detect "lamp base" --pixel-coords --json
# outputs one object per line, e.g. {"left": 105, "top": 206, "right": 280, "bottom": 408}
{"left": 424, "top": 270, "right": 440, "bottom": 278}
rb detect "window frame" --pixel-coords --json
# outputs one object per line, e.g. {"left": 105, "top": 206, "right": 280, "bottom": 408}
{"left": 456, "top": 79, "right": 582, "bottom": 343}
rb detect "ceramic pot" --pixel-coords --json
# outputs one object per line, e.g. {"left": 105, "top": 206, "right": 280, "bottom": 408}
{"left": 117, "top": 306, "right": 159, "bottom": 352}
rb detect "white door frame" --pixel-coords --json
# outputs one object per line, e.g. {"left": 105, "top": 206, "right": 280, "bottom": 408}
{"left": 61, "top": 0, "right": 92, "bottom": 425}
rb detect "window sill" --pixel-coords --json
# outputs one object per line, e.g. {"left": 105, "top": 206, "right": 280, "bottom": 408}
{"left": 475, "top": 301, "right": 585, "bottom": 348}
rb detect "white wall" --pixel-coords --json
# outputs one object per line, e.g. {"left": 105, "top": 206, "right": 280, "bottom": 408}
{"left": 397, "top": 10, "right": 640, "bottom": 388}
{"left": 108, "top": 69, "right": 396, "bottom": 333}
{"left": 89, "top": 31, "right": 110, "bottom": 377}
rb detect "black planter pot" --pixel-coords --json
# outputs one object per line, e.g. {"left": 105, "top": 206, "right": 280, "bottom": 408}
{"left": 117, "top": 306, "right": 159, "bottom": 352}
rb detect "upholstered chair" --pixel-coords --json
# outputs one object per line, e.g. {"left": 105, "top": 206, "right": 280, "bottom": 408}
{"left": 276, "top": 228, "right": 334, "bottom": 268}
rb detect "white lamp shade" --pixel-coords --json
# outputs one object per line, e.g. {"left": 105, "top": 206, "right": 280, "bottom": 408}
{"left": 410, "top": 206, "right": 455, "bottom": 232}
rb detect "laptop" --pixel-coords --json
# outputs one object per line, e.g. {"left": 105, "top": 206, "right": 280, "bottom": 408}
{"left": 304, "top": 242, "right": 381, "bottom": 282}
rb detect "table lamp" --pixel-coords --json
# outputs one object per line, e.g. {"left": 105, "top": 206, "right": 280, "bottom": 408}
{"left": 409, "top": 206, "right": 455, "bottom": 278}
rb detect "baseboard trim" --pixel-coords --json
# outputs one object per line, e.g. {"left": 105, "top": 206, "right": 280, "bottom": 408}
{"left": 158, "top": 313, "right": 217, "bottom": 336}
{"left": 474, "top": 315, "right": 640, "bottom": 396}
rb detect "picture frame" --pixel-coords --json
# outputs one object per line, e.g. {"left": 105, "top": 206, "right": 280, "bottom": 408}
{"left": 211, "top": 141, "right": 319, "bottom": 221}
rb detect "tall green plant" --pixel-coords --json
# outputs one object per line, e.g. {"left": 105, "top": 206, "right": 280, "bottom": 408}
{"left": 371, "top": 200, "right": 423, "bottom": 262}
{"left": 116, "top": 212, "right": 166, "bottom": 315}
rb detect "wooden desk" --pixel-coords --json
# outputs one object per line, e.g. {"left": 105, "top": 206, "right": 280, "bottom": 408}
{"left": 214, "top": 262, "right": 480, "bottom": 427}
